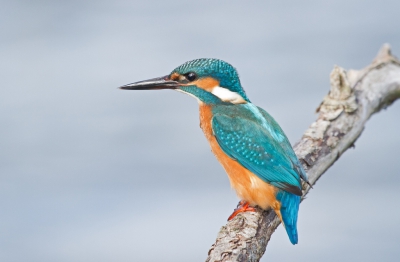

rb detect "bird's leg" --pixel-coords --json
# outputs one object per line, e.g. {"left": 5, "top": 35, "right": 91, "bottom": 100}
{"left": 227, "top": 201, "right": 256, "bottom": 221}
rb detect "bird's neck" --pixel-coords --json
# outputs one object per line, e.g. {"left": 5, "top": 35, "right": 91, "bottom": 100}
{"left": 180, "top": 85, "right": 250, "bottom": 105}
{"left": 199, "top": 104, "right": 214, "bottom": 139}
{"left": 180, "top": 85, "right": 226, "bottom": 105}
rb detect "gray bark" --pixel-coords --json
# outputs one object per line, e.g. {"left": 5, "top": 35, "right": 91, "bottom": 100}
{"left": 206, "top": 44, "right": 400, "bottom": 262}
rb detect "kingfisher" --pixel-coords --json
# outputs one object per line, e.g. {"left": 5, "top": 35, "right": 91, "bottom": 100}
{"left": 120, "top": 58, "right": 309, "bottom": 244}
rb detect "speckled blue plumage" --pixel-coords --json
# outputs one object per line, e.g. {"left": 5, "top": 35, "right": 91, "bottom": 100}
{"left": 212, "top": 103, "right": 304, "bottom": 195}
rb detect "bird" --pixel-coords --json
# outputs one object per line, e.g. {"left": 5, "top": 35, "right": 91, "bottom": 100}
{"left": 119, "top": 58, "right": 309, "bottom": 244}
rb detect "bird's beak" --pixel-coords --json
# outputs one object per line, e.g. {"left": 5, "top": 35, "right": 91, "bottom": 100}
{"left": 119, "top": 75, "right": 180, "bottom": 90}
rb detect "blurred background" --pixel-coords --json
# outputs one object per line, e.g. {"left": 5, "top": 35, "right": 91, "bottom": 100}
{"left": 1, "top": 1, "right": 400, "bottom": 261}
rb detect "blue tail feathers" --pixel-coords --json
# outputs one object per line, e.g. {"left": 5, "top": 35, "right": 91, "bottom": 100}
{"left": 276, "top": 190, "right": 301, "bottom": 245}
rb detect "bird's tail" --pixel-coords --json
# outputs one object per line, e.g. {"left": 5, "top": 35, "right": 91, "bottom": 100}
{"left": 276, "top": 190, "right": 301, "bottom": 245}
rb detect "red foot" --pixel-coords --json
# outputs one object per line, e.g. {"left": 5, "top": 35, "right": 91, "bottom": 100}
{"left": 227, "top": 201, "right": 256, "bottom": 221}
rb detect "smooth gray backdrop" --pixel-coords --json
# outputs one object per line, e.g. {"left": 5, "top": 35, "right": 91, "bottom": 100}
{"left": 1, "top": 1, "right": 399, "bottom": 261}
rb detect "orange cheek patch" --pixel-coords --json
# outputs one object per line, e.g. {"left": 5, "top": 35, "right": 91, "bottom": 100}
{"left": 194, "top": 77, "right": 219, "bottom": 91}
{"left": 184, "top": 77, "right": 219, "bottom": 91}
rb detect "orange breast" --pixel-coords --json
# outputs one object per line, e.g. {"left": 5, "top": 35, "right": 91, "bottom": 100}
{"left": 199, "top": 105, "right": 279, "bottom": 210}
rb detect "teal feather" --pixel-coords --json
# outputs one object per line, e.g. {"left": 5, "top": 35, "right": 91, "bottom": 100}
{"left": 256, "top": 107, "right": 309, "bottom": 183}
{"left": 276, "top": 190, "right": 300, "bottom": 244}
{"left": 211, "top": 103, "right": 303, "bottom": 195}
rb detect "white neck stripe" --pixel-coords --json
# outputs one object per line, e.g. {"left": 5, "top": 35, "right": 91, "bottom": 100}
{"left": 211, "top": 86, "right": 246, "bottom": 104}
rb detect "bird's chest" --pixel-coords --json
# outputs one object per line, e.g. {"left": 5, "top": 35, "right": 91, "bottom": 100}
{"left": 198, "top": 105, "right": 277, "bottom": 209}
{"left": 199, "top": 105, "right": 238, "bottom": 170}
{"left": 199, "top": 105, "right": 215, "bottom": 141}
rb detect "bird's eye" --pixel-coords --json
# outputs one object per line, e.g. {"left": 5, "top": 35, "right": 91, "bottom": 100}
{"left": 184, "top": 72, "right": 197, "bottom": 82}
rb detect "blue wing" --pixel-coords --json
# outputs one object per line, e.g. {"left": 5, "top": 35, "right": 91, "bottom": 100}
{"left": 256, "top": 106, "right": 309, "bottom": 184}
{"left": 211, "top": 104, "right": 307, "bottom": 196}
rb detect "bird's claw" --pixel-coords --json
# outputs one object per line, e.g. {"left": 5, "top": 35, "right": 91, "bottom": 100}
{"left": 228, "top": 201, "right": 256, "bottom": 221}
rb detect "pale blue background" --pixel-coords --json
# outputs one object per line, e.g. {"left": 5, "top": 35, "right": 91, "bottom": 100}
{"left": 1, "top": 1, "right": 400, "bottom": 261}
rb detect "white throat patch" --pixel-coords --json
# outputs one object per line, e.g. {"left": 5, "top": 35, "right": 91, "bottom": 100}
{"left": 211, "top": 86, "right": 247, "bottom": 104}
{"left": 174, "top": 89, "right": 202, "bottom": 103}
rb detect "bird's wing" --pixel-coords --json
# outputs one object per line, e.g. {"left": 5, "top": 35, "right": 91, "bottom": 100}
{"left": 256, "top": 106, "right": 309, "bottom": 184}
{"left": 211, "top": 106, "right": 303, "bottom": 196}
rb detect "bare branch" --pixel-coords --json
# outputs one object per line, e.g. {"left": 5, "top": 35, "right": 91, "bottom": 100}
{"left": 206, "top": 44, "right": 400, "bottom": 262}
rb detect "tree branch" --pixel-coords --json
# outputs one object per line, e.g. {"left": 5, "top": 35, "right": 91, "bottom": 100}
{"left": 206, "top": 44, "right": 400, "bottom": 262}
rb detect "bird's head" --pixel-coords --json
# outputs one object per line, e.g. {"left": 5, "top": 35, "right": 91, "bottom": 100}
{"left": 120, "top": 58, "right": 250, "bottom": 104}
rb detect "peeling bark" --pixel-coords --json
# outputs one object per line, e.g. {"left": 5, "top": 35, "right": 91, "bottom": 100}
{"left": 206, "top": 44, "right": 400, "bottom": 262}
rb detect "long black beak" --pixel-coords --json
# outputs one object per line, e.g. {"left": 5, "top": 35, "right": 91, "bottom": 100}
{"left": 119, "top": 75, "right": 180, "bottom": 90}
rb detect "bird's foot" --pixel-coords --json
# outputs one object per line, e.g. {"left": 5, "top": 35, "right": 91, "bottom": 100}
{"left": 227, "top": 201, "right": 256, "bottom": 221}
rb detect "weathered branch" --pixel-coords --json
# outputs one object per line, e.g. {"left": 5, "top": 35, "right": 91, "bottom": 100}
{"left": 206, "top": 44, "right": 400, "bottom": 262}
